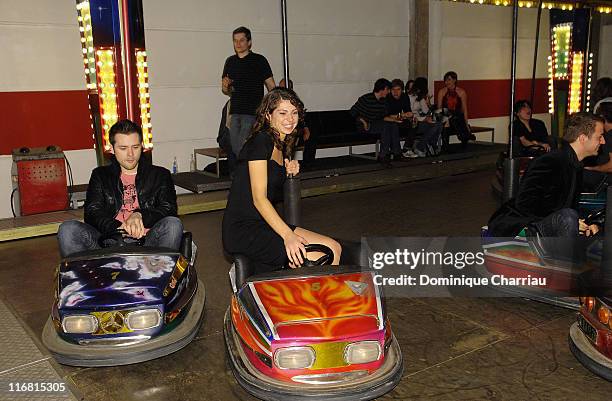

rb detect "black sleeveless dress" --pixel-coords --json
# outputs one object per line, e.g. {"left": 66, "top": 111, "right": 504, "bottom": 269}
{"left": 222, "top": 132, "right": 294, "bottom": 271}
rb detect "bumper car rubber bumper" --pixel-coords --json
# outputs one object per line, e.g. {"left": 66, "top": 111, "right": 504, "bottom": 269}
{"left": 569, "top": 322, "right": 612, "bottom": 381}
{"left": 223, "top": 308, "right": 404, "bottom": 401}
{"left": 42, "top": 279, "right": 206, "bottom": 367}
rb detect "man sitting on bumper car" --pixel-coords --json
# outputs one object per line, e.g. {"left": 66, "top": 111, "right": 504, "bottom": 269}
{"left": 57, "top": 119, "right": 183, "bottom": 257}
{"left": 488, "top": 113, "right": 605, "bottom": 248}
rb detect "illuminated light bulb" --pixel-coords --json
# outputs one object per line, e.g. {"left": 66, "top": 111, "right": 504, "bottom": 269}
{"left": 79, "top": 27, "right": 84, "bottom": 32}
{"left": 81, "top": 37, "right": 86, "bottom": 43}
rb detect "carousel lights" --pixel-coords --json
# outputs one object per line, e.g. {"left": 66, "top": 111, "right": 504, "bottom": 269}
{"left": 95, "top": 49, "right": 119, "bottom": 150}
{"left": 552, "top": 24, "right": 571, "bottom": 79}
{"left": 547, "top": 56, "right": 555, "bottom": 114}
{"left": 76, "top": 0, "right": 96, "bottom": 90}
{"left": 136, "top": 50, "right": 153, "bottom": 148}
{"left": 568, "top": 52, "right": 584, "bottom": 114}
{"left": 585, "top": 53, "right": 594, "bottom": 111}
{"left": 440, "top": 0, "right": 612, "bottom": 12}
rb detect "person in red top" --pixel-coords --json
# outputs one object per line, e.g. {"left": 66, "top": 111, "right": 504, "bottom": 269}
{"left": 437, "top": 71, "right": 475, "bottom": 144}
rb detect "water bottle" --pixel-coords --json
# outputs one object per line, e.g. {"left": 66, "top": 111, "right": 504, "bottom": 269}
{"left": 190, "top": 154, "right": 196, "bottom": 172}
{"left": 172, "top": 157, "right": 178, "bottom": 174}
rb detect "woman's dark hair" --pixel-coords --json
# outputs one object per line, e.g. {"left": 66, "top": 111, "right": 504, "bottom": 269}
{"left": 513, "top": 99, "right": 532, "bottom": 118}
{"left": 410, "top": 77, "right": 429, "bottom": 101}
{"left": 405, "top": 79, "right": 414, "bottom": 93}
{"left": 444, "top": 71, "right": 458, "bottom": 81}
{"left": 249, "top": 87, "right": 305, "bottom": 157}
{"left": 593, "top": 77, "right": 612, "bottom": 106}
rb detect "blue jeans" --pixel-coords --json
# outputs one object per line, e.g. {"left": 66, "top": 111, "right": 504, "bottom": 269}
{"left": 367, "top": 120, "right": 401, "bottom": 159}
{"left": 229, "top": 114, "right": 256, "bottom": 158}
{"left": 415, "top": 122, "right": 443, "bottom": 153}
{"left": 57, "top": 216, "right": 184, "bottom": 257}
{"left": 533, "top": 208, "right": 578, "bottom": 237}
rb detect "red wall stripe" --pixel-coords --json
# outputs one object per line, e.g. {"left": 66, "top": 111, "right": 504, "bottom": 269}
{"left": 433, "top": 78, "right": 549, "bottom": 119}
{"left": 0, "top": 90, "right": 93, "bottom": 155}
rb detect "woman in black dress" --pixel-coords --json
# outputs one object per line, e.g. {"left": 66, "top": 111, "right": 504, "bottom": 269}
{"left": 222, "top": 88, "right": 341, "bottom": 273}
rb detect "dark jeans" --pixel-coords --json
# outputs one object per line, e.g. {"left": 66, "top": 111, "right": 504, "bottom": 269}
{"left": 57, "top": 216, "right": 184, "bottom": 257}
{"left": 533, "top": 208, "right": 578, "bottom": 237}
{"left": 366, "top": 120, "right": 401, "bottom": 159}
{"left": 414, "top": 122, "right": 443, "bottom": 153}
{"left": 229, "top": 114, "right": 256, "bottom": 158}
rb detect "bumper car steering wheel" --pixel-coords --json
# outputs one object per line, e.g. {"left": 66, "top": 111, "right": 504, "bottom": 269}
{"left": 300, "top": 244, "right": 334, "bottom": 267}
{"left": 98, "top": 229, "right": 146, "bottom": 248}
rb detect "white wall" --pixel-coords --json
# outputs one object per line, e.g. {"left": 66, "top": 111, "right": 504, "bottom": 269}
{"left": 143, "top": 0, "right": 410, "bottom": 170}
{"left": 0, "top": 0, "right": 97, "bottom": 219}
{"left": 429, "top": 1, "right": 552, "bottom": 144}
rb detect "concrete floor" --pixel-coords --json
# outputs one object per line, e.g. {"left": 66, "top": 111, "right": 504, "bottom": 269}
{"left": 1, "top": 169, "right": 611, "bottom": 400}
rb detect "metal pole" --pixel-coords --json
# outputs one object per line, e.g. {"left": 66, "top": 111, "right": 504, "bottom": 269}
{"left": 503, "top": 0, "right": 520, "bottom": 202}
{"left": 119, "top": 0, "right": 136, "bottom": 121}
{"left": 281, "top": 0, "right": 290, "bottom": 85}
{"left": 530, "top": 0, "right": 543, "bottom": 106}
{"left": 280, "top": 0, "right": 301, "bottom": 226}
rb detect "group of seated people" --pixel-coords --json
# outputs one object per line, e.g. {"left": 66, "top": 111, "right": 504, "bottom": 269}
{"left": 350, "top": 71, "right": 475, "bottom": 166}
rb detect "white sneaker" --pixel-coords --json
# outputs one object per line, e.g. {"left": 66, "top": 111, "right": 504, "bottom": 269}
{"left": 403, "top": 149, "right": 419, "bottom": 158}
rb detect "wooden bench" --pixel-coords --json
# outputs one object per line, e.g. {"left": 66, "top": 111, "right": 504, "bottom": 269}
{"left": 470, "top": 126, "right": 495, "bottom": 143}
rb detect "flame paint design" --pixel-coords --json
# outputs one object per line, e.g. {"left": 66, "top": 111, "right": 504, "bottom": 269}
{"left": 252, "top": 273, "right": 380, "bottom": 339}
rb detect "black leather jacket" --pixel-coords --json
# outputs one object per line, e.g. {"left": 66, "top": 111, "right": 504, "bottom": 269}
{"left": 488, "top": 143, "right": 582, "bottom": 236}
{"left": 84, "top": 155, "right": 178, "bottom": 234}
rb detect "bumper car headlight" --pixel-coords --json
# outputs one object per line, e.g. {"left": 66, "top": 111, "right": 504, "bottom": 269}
{"left": 62, "top": 315, "right": 98, "bottom": 334}
{"left": 274, "top": 346, "right": 315, "bottom": 370}
{"left": 345, "top": 341, "right": 381, "bottom": 365}
{"left": 126, "top": 309, "right": 162, "bottom": 331}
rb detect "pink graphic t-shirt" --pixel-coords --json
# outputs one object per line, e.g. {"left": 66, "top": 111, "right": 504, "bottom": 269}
{"left": 115, "top": 173, "right": 149, "bottom": 234}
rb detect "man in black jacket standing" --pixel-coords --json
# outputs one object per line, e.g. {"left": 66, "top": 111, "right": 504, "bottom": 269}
{"left": 489, "top": 113, "right": 605, "bottom": 238}
{"left": 57, "top": 119, "right": 183, "bottom": 257}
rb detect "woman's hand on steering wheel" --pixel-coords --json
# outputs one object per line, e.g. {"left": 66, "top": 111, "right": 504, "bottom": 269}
{"left": 284, "top": 231, "right": 308, "bottom": 267}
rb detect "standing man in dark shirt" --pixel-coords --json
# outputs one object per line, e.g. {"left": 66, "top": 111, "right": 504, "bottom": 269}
{"left": 350, "top": 78, "right": 403, "bottom": 166}
{"left": 222, "top": 26, "right": 275, "bottom": 158}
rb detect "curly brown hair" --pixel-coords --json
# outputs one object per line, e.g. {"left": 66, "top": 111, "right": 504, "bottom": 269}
{"left": 247, "top": 87, "right": 305, "bottom": 158}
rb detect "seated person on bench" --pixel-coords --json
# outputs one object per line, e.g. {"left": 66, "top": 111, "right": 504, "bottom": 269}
{"left": 350, "top": 78, "right": 403, "bottom": 165}
{"left": 512, "top": 99, "right": 557, "bottom": 157}
{"left": 488, "top": 113, "right": 605, "bottom": 239}
{"left": 386, "top": 79, "right": 415, "bottom": 152}
{"left": 222, "top": 88, "right": 341, "bottom": 274}
{"left": 57, "top": 119, "right": 183, "bottom": 257}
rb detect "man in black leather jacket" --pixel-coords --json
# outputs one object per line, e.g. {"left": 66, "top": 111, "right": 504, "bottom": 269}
{"left": 57, "top": 119, "right": 183, "bottom": 257}
{"left": 489, "top": 113, "right": 605, "bottom": 238}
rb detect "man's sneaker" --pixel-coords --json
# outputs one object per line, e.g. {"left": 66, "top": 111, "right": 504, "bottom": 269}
{"left": 403, "top": 149, "right": 419, "bottom": 158}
